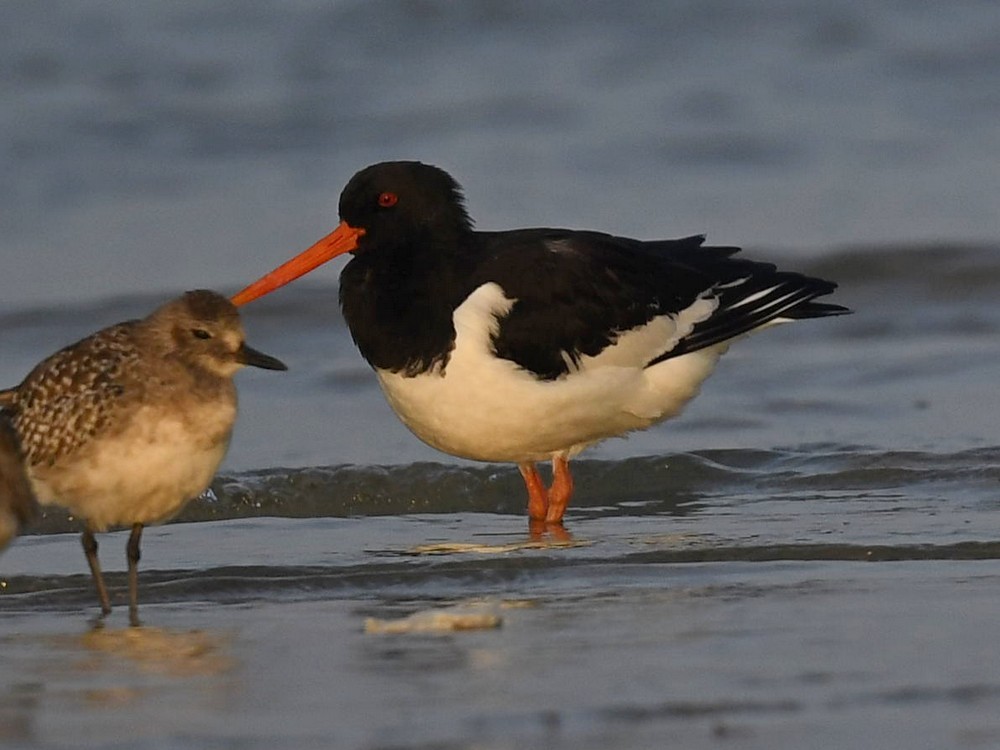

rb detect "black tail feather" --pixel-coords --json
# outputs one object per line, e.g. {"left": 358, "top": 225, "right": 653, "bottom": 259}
{"left": 784, "top": 301, "right": 852, "bottom": 320}
{"left": 648, "top": 271, "right": 850, "bottom": 366}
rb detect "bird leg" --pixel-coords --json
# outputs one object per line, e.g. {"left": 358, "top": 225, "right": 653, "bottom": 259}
{"left": 126, "top": 524, "right": 143, "bottom": 627}
{"left": 519, "top": 457, "right": 575, "bottom": 524}
{"left": 81, "top": 526, "right": 112, "bottom": 615}
{"left": 545, "top": 455, "right": 574, "bottom": 524}
{"left": 518, "top": 462, "right": 549, "bottom": 521}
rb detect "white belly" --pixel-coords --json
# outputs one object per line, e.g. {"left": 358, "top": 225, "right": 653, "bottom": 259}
{"left": 30, "top": 402, "right": 235, "bottom": 531}
{"left": 376, "top": 283, "right": 727, "bottom": 463}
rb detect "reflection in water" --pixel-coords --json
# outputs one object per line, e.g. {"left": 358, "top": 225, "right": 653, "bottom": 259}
{"left": 529, "top": 520, "right": 574, "bottom": 544}
{"left": 0, "top": 688, "right": 37, "bottom": 745}
{"left": 0, "top": 623, "right": 236, "bottom": 741}
{"left": 79, "top": 625, "right": 234, "bottom": 679}
{"left": 72, "top": 625, "right": 234, "bottom": 709}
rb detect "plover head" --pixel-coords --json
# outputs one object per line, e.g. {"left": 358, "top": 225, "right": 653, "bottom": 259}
{"left": 146, "top": 290, "right": 287, "bottom": 378}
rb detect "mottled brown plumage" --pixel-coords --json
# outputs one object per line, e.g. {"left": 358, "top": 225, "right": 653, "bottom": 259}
{"left": 0, "top": 414, "right": 37, "bottom": 551}
{"left": 0, "top": 290, "right": 286, "bottom": 622}
{"left": 7, "top": 324, "right": 142, "bottom": 467}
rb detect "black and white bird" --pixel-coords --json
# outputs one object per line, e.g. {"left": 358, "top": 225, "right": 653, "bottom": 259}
{"left": 0, "top": 414, "right": 37, "bottom": 552}
{"left": 0, "top": 290, "right": 286, "bottom": 621}
{"left": 232, "top": 161, "right": 849, "bottom": 526}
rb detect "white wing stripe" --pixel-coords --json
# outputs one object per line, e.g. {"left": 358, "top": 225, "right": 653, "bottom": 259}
{"left": 725, "top": 284, "right": 785, "bottom": 310}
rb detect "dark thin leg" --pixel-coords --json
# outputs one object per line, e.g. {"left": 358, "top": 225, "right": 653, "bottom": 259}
{"left": 126, "top": 523, "right": 143, "bottom": 627}
{"left": 81, "top": 527, "right": 111, "bottom": 615}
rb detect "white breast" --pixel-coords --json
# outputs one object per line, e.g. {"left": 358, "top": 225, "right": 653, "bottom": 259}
{"left": 30, "top": 399, "right": 236, "bottom": 531}
{"left": 376, "top": 283, "right": 727, "bottom": 463}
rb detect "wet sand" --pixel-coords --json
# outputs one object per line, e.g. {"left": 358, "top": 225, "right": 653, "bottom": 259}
{"left": 3, "top": 511, "right": 1000, "bottom": 749}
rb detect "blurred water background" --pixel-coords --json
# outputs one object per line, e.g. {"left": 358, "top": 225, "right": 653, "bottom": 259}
{"left": 2, "top": 2, "right": 1000, "bottom": 748}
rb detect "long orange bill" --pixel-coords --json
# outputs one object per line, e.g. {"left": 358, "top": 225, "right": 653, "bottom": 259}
{"left": 231, "top": 221, "right": 365, "bottom": 307}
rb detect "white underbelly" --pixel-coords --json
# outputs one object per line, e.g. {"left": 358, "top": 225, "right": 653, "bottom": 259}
{"left": 375, "top": 283, "right": 727, "bottom": 463}
{"left": 31, "top": 404, "right": 234, "bottom": 531}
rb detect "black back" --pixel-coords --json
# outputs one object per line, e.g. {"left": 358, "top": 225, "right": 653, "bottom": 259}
{"left": 335, "top": 162, "right": 849, "bottom": 380}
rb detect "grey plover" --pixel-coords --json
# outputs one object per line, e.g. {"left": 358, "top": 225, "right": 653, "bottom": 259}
{"left": 0, "top": 414, "right": 37, "bottom": 551}
{"left": 0, "top": 290, "right": 286, "bottom": 622}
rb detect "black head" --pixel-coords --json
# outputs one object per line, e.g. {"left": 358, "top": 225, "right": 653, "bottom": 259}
{"left": 338, "top": 161, "right": 473, "bottom": 254}
{"left": 230, "top": 162, "right": 475, "bottom": 307}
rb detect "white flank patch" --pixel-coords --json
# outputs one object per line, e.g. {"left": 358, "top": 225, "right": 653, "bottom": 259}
{"left": 376, "top": 283, "right": 729, "bottom": 463}
{"left": 578, "top": 293, "right": 718, "bottom": 370}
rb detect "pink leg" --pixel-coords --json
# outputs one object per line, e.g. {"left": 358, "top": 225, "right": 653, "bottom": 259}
{"left": 518, "top": 462, "right": 548, "bottom": 521}
{"left": 545, "top": 455, "right": 574, "bottom": 524}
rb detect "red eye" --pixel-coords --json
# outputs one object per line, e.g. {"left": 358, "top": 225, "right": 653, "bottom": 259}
{"left": 377, "top": 192, "right": 398, "bottom": 208}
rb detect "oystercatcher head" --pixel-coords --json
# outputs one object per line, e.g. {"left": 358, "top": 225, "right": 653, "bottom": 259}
{"left": 233, "top": 161, "right": 849, "bottom": 529}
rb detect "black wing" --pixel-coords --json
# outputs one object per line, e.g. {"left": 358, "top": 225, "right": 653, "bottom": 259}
{"left": 475, "top": 229, "right": 848, "bottom": 380}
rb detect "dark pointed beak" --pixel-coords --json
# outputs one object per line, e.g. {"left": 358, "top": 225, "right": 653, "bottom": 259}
{"left": 237, "top": 343, "right": 288, "bottom": 371}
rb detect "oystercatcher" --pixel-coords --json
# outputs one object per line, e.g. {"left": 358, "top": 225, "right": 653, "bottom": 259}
{"left": 232, "top": 161, "right": 848, "bottom": 525}
{"left": 0, "top": 290, "right": 286, "bottom": 622}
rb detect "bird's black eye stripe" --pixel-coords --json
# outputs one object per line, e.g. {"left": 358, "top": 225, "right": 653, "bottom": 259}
{"left": 192, "top": 328, "right": 212, "bottom": 340}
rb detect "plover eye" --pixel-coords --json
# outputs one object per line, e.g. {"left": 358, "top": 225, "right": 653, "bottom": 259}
{"left": 192, "top": 328, "right": 212, "bottom": 340}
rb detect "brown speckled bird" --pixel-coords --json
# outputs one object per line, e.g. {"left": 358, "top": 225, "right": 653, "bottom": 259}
{"left": 0, "top": 414, "right": 37, "bottom": 551}
{"left": 0, "top": 290, "right": 286, "bottom": 623}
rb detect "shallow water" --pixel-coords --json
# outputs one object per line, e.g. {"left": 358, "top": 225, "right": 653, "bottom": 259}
{"left": 4, "top": 441, "right": 1000, "bottom": 748}
{"left": 2, "top": 0, "right": 1000, "bottom": 748}
{"left": 4, "top": 514, "right": 1000, "bottom": 749}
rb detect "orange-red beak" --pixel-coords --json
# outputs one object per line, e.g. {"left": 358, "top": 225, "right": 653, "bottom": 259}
{"left": 231, "top": 221, "right": 365, "bottom": 307}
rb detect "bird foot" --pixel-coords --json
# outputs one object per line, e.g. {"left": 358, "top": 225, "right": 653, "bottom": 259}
{"left": 528, "top": 519, "right": 573, "bottom": 543}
